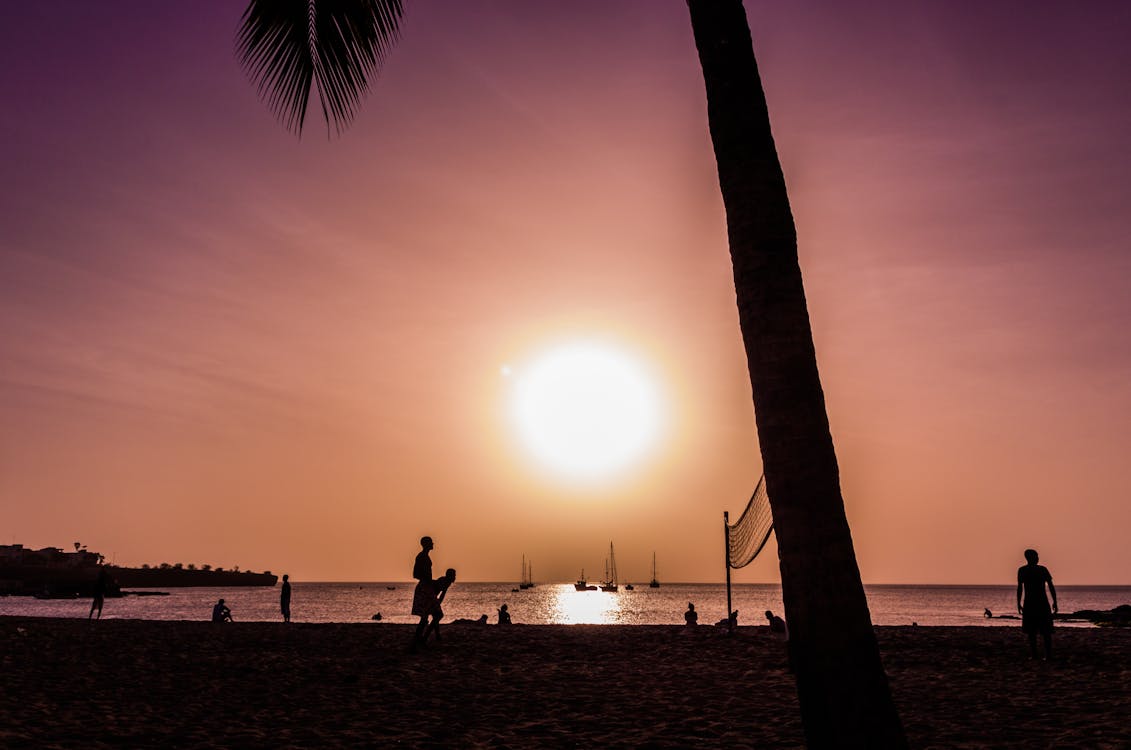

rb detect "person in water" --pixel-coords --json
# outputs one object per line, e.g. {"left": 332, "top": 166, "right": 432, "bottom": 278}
{"left": 1017, "top": 548, "right": 1057, "bottom": 659}
{"left": 280, "top": 574, "right": 292, "bottom": 623}
{"left": 89, "top": 567, "right": 110, "bottom": 621}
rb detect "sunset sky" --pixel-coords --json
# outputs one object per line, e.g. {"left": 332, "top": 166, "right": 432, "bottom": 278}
{"left": 2, "top": 1, "right": 1129, "bottom": 584}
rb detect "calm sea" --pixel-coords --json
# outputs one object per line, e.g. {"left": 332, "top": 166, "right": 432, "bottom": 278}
{"left": 2, "top": 583, "right": 1128, "bottom": 627}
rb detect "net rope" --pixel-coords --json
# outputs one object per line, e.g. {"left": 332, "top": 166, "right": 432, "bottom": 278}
{"left": 727, "top": 475, "right": 774, "bottom": 569}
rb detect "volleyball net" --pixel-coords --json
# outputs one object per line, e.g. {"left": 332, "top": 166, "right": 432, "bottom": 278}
{"left": 723, "top": 476, "right": 774, "bottom": 631}
{"left": 726, "top": 475, "right": 774, "bottom": 569}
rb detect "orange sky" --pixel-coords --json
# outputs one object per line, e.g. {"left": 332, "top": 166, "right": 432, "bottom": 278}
{"left": 2, "top": 2, "right": 1129, "bottom": 583}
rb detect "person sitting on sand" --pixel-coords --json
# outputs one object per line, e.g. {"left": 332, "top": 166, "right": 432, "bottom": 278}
{"left": 765, "top": 610, "right": 787, "bottom": 634}
{"left": 1017, "top": 548, "right": 1057, "bottom": 659}
{"left": 498, "top": 603, "right": 512, "bottom": 625}
{"left": 716, "top": 610, "right": 738, "bottom": 628}
{"left": 684, "top": 602, "right": 698, "bottom": 626}
{"left": 212, "top": 598, "right": 233, "bottom": 623}
{"left": 452, "top": 614, "right": 489, "bottom": 625}
{"left": 422, "top": 568, "right": 456, "bottom": 645}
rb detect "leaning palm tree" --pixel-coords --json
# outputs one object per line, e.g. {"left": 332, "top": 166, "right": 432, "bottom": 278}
{"left": 237, "top": 1, "right": 905, "bottom": 745}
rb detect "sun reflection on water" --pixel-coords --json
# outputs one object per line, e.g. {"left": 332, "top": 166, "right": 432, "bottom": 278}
{"left": 551, "top": 585, "right": 622, "bottom": 624}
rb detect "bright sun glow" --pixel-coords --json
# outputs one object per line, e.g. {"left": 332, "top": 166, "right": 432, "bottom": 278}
{"left": 506, "top": 340, "right": 665, "bottom": 483}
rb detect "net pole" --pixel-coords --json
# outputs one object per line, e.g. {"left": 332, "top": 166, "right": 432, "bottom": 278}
{"left": 724, "top": 511, "right": 733, "bottom": 634}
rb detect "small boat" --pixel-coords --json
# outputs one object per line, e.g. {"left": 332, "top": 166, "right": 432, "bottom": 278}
{"left": 386, "top": 586, "right": 396, "bottom": 590}
{"left": 649, "top": 552, "right": 660, "bottom": 588}
{"left": 574, "top": 570, "right": 597, "bottom": 591}
{"left": 599, "top": 542, "right": 619, "bottom": 592}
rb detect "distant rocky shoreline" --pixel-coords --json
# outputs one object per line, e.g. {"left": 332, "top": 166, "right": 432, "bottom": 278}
{"left": 1058, "top": 604, "right": 1131, "bottom": 627}
{"left": 989, "top": 604, "right": 1131, "bottom": 627}
{"left": 1, "top": 544, "right": 276, "bottom": 596}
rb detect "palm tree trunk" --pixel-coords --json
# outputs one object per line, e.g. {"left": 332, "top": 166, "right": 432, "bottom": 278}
{"left": 686, "top": 1, "right": 906, "bottom": 746}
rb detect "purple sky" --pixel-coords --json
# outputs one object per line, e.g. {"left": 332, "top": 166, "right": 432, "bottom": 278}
{"left": 1, "top": 1, "right": 1129, "bottom": 583}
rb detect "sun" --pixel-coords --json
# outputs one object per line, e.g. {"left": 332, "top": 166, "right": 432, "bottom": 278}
{"left": 504, "top": 340, "right": 666, "bottom": 483}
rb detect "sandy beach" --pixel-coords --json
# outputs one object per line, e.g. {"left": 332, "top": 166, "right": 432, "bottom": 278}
{"left": 2, "top": 618, "right": 1128, "bottom": 748}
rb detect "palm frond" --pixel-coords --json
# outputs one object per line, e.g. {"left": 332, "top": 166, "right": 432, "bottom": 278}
{"left": 236, "top": 0, "right": 404, "bottom": 137}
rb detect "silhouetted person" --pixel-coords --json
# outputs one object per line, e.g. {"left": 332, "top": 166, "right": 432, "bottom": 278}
{"left": 684, "top": 602, "right": 698, "bottom": 626}
{"left": 410, "top": 536, "right": 435, "bottom": 651}
{"left": 766, "top": 609, "right": 793, "bottom": 670}
{"left": 498, "top": 603, "right": 512, "bottom": 625}
{"left": 717, "top": 610, "right": 739, "bottom": 628}
{"left": 453, "top": 614, "right": 488, "bottom": 625}
{"left": 423, "top": 568, "right": 456, "bottom": 644}
{"left": 280, "top": 574, "right": 292, "bottom": 623}
{"left": 212, "top": 598, "right": 233, "bottom": 623}
{"left": 984, "top": 607, "right": 993, "bottom": 619}
{"left": 89, "top": 567, "right": 109, "bottom": 620}
{"left": 1017, "top": 548, "right": 1057, "bottom": 659}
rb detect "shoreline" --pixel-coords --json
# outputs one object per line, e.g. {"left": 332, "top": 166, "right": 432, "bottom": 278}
{"left": 3, "top": 618, "right": 1129, "bottom": 748}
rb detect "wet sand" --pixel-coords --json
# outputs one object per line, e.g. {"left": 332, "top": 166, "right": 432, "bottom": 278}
{"left": 2, "top": 618, "right": 1128, "bottom": 748}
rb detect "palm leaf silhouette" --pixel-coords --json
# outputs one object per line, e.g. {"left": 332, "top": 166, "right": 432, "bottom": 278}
{"left": 236, "top": 0, "right": 404, "bottom": 136}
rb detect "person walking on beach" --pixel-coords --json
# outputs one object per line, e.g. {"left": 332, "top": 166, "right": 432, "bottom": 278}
{"left": 280, "top": 574, "right": 292, "bottom": 623}
{"left": 88, "top": 567, "right": 110, "bottom": 620}
{"left": 411, "top": 536, "right": 435, "bottom": 651}
{"left": 1017, "top": 548, "right": 1057, "bottom": 659}
{"left": 684, "top": 602, "right": 698, "bottom": 626}
{"left": 212, "top": 598, "right": 233, "bottom": 622}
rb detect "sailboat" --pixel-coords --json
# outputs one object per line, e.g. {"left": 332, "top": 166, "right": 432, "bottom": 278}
{"left": 600, "top": 542, "right": 618, "bottom": 592}
{"left": 649, "top": 552, "right": 660, "bottom": 588}
{"left": 574, "top": 569, "right": 597, "bottom": 591}
{"left": 519, "top": 556, "right": 534, "bottom": 589}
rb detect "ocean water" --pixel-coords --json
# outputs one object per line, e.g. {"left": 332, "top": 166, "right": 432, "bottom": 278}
{"left": 2, "top": 583, "right": 1128, "bottom": 627}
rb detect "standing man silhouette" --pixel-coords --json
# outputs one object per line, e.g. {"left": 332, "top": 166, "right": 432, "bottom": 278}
{"left": 280, "top": 574, "right": 292, "bottom": 623}
{"left": 89, "top": 567, "right": 110, "bottom": 620}
{"left": 410, "top": 536, "right": 435, "bottom": 652}
{"left": 1017, "top": 548, "right": 1057, "bottom": 659}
